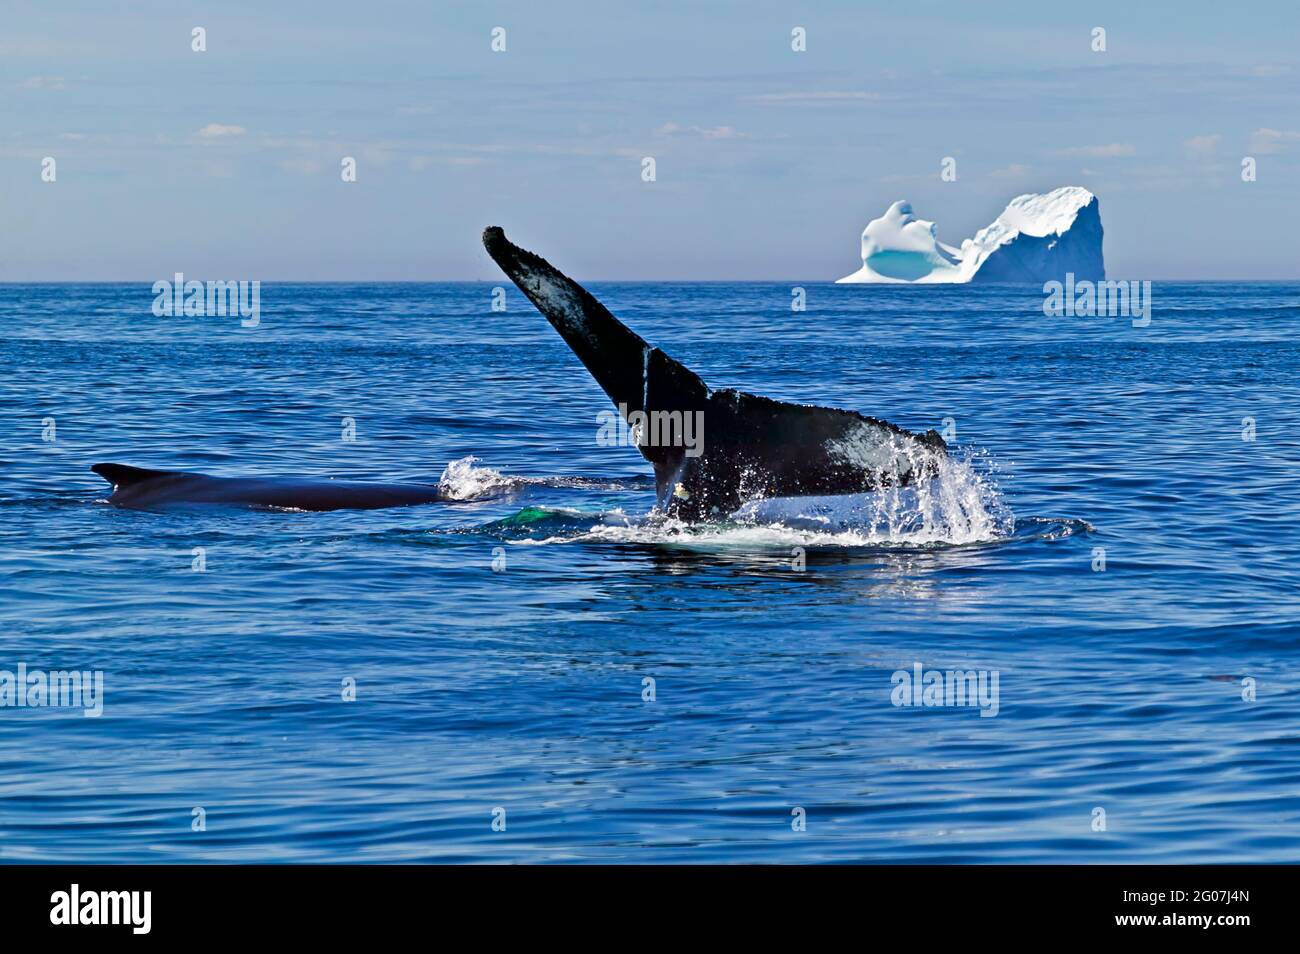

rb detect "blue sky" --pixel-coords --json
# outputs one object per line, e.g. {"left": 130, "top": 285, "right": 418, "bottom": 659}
{"left": 3, "top": 0, "right": 1299, "bottom": 279}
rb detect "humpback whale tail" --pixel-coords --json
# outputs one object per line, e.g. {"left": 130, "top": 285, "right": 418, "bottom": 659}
{"left": 482, "top": 226, "right": 947, "bottom": 520}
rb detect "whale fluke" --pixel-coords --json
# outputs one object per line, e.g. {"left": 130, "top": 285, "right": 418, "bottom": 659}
{"left": 482, "top": 225, "right": 708, "bottom": 423}
{"left": 482, "top": 226, "right": 947, "bottom": 519}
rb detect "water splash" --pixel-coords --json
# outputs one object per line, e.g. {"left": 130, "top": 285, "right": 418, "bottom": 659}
{"left": 474, "top": 449, "right": 1024, "bottom": 550}
{"left": 454, "top": 448, "right": 1018, "bottom": 548}
{"left": 492, "top": 508, "right": 1081, "bottom": 552}
{"left": 437, "top": 456, "right": 514, "bottom": 499}
{"left": 731, "top": 447, "right": 1014, "bottom": 546}
{"left": 437, "top": 455, "right": 652, "bottom": 500}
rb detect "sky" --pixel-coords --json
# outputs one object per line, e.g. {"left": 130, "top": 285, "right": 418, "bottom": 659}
{"left": 3, "top": 0, "right": 1299, "bottom": 280}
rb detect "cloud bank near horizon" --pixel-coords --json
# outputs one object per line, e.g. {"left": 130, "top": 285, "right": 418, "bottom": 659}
{"left": 2, "top": 0, "right": 1299, "bottom": 280}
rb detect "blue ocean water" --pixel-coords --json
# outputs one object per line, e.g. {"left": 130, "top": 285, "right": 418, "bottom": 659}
{"left": 2, "top": 280, "right": 1299, "bottom": 863}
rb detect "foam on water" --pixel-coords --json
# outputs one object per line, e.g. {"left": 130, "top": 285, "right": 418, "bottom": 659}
{"left": 438, "top": 455, "right": 514, "bottom": 499}
{"left": 437, "top": 455, "right": 652, "bottom": 500}
{"left": 731, "top": 449, "right": 1014, "bottom": 545}
{"left": 476, "top": 448, "right": 1015, "bottom": 549}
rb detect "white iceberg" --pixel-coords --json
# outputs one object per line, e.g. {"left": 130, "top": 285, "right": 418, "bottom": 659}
{"left": 836, "top": 186, "right": 1104, "bottom": 284}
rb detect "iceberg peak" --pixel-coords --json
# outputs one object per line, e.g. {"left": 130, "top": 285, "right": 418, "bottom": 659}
{"left": 837, "top": 186, "right": 1104, "bottom": 284}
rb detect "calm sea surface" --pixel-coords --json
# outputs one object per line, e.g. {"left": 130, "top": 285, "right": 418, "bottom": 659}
{"left": 2, "top": 281, "right": 1298, "bottom": 862}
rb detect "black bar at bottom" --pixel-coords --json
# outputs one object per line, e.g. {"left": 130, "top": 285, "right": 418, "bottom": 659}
{"left": 0, "top": 864, "right": 1277, "bottom": 939}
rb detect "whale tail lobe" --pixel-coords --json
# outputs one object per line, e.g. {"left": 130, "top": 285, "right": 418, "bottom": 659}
{"left": 482, "top": 226, "right": 709, "bottom": 491}
{"left": 481, "top": 226, "right": 707, "bottom": 417}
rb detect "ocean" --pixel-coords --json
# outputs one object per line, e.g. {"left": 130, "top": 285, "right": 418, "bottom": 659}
{"left": 2, "top": 280, "right": 1298, "bottom": 863}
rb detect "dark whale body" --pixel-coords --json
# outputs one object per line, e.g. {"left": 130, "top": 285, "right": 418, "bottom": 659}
{"left": 92, "top": 463, "right": 445, "bottom": 511}
{"left": 482, "top": 226, "right": 947, "bottom": 520}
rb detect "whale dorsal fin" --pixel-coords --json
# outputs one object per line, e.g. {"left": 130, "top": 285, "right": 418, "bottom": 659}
{"left": 92, "top": 463, "right": 175, "bottom": 488}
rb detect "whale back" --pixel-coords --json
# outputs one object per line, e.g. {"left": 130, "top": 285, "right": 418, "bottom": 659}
{"left": 92, "top": 463, "right": 446, "bottom": 510}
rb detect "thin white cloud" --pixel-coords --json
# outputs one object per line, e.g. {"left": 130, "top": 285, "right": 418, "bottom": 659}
{"left": 19, "top": 76, "right": 66, "bottom": 90}
{"left": 359, "top": 145, "right": 395, "bottom": 166}
{"left": 746, "top": 91, "right": 883, "bottom": 105}
{"left": 1184, "top": 134, "right": 1221, "bottom": 156}
{"left": 279, "top": 158, "right": 322, "bottom": 175}
{"left": 1248, "top": 127, "right": 1300, "bottom": 155}
{"left": 196, "top": 123, "right": 247, "bottom": 139}
{"left": 656, "top": 122, "right": 745, "bottom": 140}
{"left": 989, "top": 163, "right": 1031, "bottom": 178}
{"left": 1054, "top": 143, "right": 1136, "bottom": 158}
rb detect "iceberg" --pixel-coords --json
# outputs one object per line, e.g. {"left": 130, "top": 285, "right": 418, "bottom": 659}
{"left": 836, "top": 186, "right": 1104, "bottom": 284}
